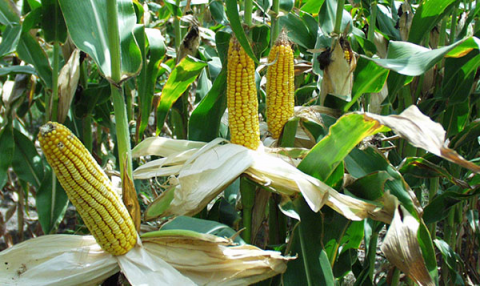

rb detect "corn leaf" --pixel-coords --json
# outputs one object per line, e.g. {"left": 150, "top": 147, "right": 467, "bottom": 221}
{"left": 0, "top": 24, "right": 21, "bottom": 58}
{"left": 408, "top": 0, "right": 457, "bottom": 44}
{"left": 35, "top": 171, "right": 69, "bottom": 234}
{"left": 59, "top": 0, "right": 142, "bottom": 81}
{"left": 156, "top": 56, "right": 207, "bottom": 133}
{"left": 0, "top": 123, "right": 14, "bottom": 189}
{"left": 225, "top": 0, "right": 258, "bottom": 63}
{"left": 367, "top": 37, "right": 480, "bottom": 76}
{"left": 16, "top": 31, "right": 52, "bottom": 88}
{"left": 136, "top": 27, "right": 166, "bottom": 141}
{"left": 12, "top": 128, "right": 44, "bottom": 188}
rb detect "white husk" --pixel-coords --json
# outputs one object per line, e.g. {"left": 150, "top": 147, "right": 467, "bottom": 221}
{"left": 0, "top": 232, "right": 291, "bottom": 286}
{"left": 132, "top": 136, "right": 205, "bottom": 157}
{"left": 0, "top": 235, "right": 118, "bottom": 286}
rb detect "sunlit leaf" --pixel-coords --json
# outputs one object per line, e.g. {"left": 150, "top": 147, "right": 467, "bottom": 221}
{"left": 408, "top": 0, "right": 457, "bottom": 44}
{"left": 156, "top": 56, "right": 207, "bottom": 133}
{"left": 16, "top": 31, "right": 53, "bottom": 88}
{"left": 59, "top": 0, "right": 142, "bottom": 81}
{"left": 366, "top": 37, "right": 480, "bottom": 76}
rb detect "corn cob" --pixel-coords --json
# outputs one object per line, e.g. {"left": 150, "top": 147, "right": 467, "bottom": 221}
{"left": 38, "top": 122, "right": 137, "bottom": 255}
{"left": 266, "top": 36, "right": 295, "bottom": 139}
{"left": 227, "top": 36, "right": 260, "bottom": 150}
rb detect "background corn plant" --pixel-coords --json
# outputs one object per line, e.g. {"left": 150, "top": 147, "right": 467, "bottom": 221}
{"left": 0, "top": 0, "right": 479, "bottom": 285}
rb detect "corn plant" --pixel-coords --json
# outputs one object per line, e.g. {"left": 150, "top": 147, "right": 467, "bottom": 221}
{"left": 1, "top": 0, "right": 480, "bottom": 285}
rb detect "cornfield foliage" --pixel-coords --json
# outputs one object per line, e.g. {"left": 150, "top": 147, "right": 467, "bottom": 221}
{"left": 0, "top": 0, "right": 480, "bottom": 285}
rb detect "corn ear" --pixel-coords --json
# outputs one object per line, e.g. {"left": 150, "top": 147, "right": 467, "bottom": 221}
{"left": 38, "top": 122, "right": 137, "bottom": 255}
{"left": 227, "top": 36, "right": 260, "bottom": 150}
{"left": 266, "top": 36, "right": 295, "bottom": 139}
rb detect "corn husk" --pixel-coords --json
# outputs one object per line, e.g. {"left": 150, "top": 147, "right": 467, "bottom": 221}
{"left": 0, "top": 230, "right": 291, "bottom": 286}
{"left": 134, "top": 138, "right": 394, "bottom": 223}
{"left": 57, "top": 49, "right": 81, "bottom": 123}
{"left": 320, "top": 39, "right": 356, "bottom": 103}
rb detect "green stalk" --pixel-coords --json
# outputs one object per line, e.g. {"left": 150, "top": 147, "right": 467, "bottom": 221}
{"left": 297, "top": 217, "right": 313, "bottom": 286}
{"left": 107, "top": 0, "right": 133, "bottom": 179}
{"left": 450, "top": 0, "right": 459, "bottom": 44}
{"left": 50, "top": 41, "right": 60, "bottom": 122}
{"left": 83, "top": 116, "right": 93, "bottom": 152}
{"left": 240, "top": 177, "right": 256, "bottom": 244}
{"left": 270, "top": 0, "right": 280, "bottom": 45}
{"left": 428, "top": 177, "right": 439, "bottom": 239}
{"left": 334, "top": 0, "right": 345, "bottom": 34}
{"left": 391, "top": 267, "right": 401, "bottom": 286}
{"left": 367, "top": 231, "right": 379, "bottom": 280}
{"left": 125, "top": 84, "right": 134, "bottom": 122}
{"left": 268, "top": 195, "right": 286, "bottom": 245}
{"left": 79, "top": 58, "right": 93, "bottom": 152}
{"left": 245, "top": 0, "right": 253, "bottom": 26}
{"left": 367, "top": 2, "right": 377, "bottom": 42}
{"left": 174, "top": 0, "right": 182, "bottom": 63}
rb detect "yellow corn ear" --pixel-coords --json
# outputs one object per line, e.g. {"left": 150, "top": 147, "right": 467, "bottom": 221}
{"left": 227, "top": 36, "right": 260, "bottom": 150}
{"left": 266, "top": 37, "right": 295, "bottom": 139}
{"left": 38, "top": 122, "right": 137, "bottom": 255}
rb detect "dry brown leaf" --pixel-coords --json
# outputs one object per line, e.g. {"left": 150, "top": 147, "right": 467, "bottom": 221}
{"left": 381, "top": 205, "right": 434, "bottom": 286}
{"left": 365, "top": 105, "right": 480, "bottom": 174}
{"left": 122, "top": 158, "right": 141, "bottom": 232}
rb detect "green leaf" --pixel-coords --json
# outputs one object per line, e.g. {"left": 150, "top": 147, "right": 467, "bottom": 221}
{"left": 279, "top": 13, "right": 317, "bottom": 49}
{"left": 0, "top": 24, "right": 21, "bottom": 58}
{"left": 442, "top": 51, "right": 480, "bottom": 104}
{"left": 376, "top": 4, "right": 400, "bottom": 40}
{"left": 144, "top": 187, "right": 176, "bottom": 221}
{"left": 345, "top": 56, "right": 389, "bottom": 111}
{"left": 0, "top": 0, "right": 20, "bottom": 25}
{"left": 280, "top": 0, "right": 294, "bottom": 12}
{"left": 0, "top": 124, "right": 14, "bottom": 189}
{"left": 366, "top": 37, "right": 480, "bottom": 76}
{"left": 59, "top": 0, "right": 142, "bottom": 80}
{"left": 284, "top": 198, "right": 335, "bottom": 286}
{"left": 298, "top": 113, "right": 388, "bottom": 181}
{"left": 434, "top": 239, "right": 464, "bottom": 285}
{"left": 214, "top": 31, "right": 231, "bottom": 66}
{"left": 36, "top": 171, "right": 69, "bottom": 234}
{"left": 40, "top": 0, "right": 67, "bottom": 43}
{"left": 225, "top": 0, "right": 259, "bottom": 64}
{"left": 16, "top": 31, "right": 53, "bottom": 88}
{"left": 442, "top": 101, "right": 470, "bottom": 137}
{"left": 450, "top": 119, "right": 480, "bottom": 150}
{"left": 12, "top": 128, "right": 44, "bottom": 188}
{"left": 160, "top": 216, "right": 245, "bottom": 244}
{"left": 408, "top": 0, "right": 456, "bottom": 44}
{"left": 210, "top": 0, "right": 228, "bottom": 24}
{"left": 319, "top": 0, "right": 352, "bottom": 35}
{"left": 156, "top": 56, "right": 207, "bottom": 133}
{"left": 251, "top": 24, "right": 270, "bottom": 59}
{"left": 345, "top": 147, "right": 419, "bottom": 218}
{"left": 300, "top": 0, "right": 325, "bottom": 14}
{"left": 399, "top": 157, "right": 468, "bottom": 188}
{"left": 188, "top": 69, "right": 227, "bottom": 142}
{"left": 0, "top": 65, "right": 36, "bottom": 76}
{"left": 136, "top": 27, "right": 166, "bottom": 141}
{"left": 424, "top": 188, "right": 480, "bottom": 224}
{"left": 346, "top": 171, "right": 392, "bottom": 201}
